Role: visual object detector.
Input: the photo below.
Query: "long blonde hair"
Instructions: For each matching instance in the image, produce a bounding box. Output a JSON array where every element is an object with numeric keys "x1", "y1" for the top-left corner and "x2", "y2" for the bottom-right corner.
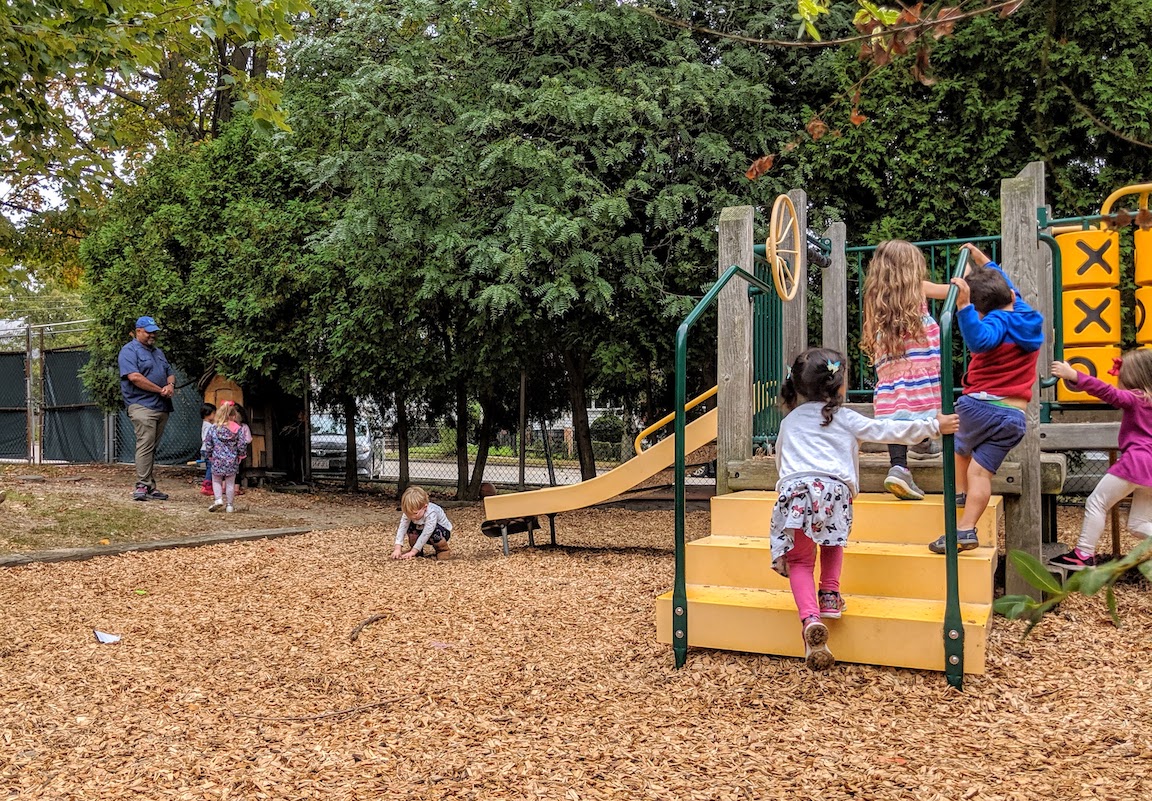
[
  {"x1": 213, "y1": 400, "x2": 239, "y2": 427},
  {"x1": 862, "y1": 240, "x2": 929, "y2": 363}
]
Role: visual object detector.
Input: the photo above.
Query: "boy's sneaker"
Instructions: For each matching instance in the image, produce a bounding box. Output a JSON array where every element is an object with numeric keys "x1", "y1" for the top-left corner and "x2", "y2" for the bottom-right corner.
[
  {"x1": 928, "y1": 528, "x2": 980, "y2": 554},
  {"x1": 146, "y1": 487, "x2": 168, "y2": 501},
  {"x1": 818, "y1": 591, "x2": 846, "y2": 619},
  {"x1": 209, "y1": 501, "x2": 224, "y2": 512},
  {"x1": 132, "y1": 484, "x2": 150, "y2": 501},
  {"x1": 1048, "y1": 549, "x2": 1096, "y2": 571},
  {"x1": 802, "y1": 616, "x2": 834, "y2": 671},
  {"x1": 200, "y1": 481, "x2": 214, "y2": 496},
  {"x1": 884, "y1": 466, "x2": 925, "y2": 501}
]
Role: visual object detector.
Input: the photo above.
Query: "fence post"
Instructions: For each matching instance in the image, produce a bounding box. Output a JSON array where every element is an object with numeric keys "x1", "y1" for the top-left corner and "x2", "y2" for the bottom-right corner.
[{"x1": 518, "y1": 369, "x2": 527, "y2": 491}]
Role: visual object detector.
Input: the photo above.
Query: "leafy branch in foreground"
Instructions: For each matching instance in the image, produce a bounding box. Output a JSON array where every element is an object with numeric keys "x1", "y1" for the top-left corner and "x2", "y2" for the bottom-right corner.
[{"x1": 994, "y1": 538, "x2": 1152, "y2": 635}]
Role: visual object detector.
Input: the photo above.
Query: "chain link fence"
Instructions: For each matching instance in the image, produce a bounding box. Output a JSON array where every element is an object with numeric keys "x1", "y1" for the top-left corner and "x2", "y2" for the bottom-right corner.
[
  {"x1": 0, "y1": 322, "x2": 203, "y2": 470},
  {"x1": 359, "y1": 413, "x2": 634, "y2": 488}
]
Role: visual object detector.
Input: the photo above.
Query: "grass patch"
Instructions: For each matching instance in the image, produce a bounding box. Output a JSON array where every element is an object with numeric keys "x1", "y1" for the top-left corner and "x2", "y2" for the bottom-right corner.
[{"x1": 1, "y1": 492, "x2": 175, "y2": 553}]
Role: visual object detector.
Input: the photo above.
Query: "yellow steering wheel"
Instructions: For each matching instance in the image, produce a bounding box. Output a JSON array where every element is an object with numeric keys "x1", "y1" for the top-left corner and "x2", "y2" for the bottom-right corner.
[{"x1": 766, "y1": 194, "x2": 801, "y2": 301}]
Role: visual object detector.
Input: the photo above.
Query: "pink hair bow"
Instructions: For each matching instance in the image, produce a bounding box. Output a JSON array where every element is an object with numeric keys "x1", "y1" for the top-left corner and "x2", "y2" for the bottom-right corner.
[{"x1": 1107, "y1": 357, "x2": 1123, "y2": 377}]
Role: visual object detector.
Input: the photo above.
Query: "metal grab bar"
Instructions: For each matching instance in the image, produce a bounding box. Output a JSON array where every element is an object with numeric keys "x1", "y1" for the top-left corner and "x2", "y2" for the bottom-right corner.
[
  {"x1": 672, "y1": 264, "x2": 777, "y2": 668},
  {"x1": 634, "y1": 386, "x2": 717, "y2": 455},
  {"x1": 938, "y1": 248, "x2": 971, "y2": 689}
]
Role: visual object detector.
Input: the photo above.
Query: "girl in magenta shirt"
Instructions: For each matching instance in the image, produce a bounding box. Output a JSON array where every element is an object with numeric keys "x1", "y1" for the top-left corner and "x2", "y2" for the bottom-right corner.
[{"x1": 1049, "y1": 349, "x2": 1152, "y2": 570}]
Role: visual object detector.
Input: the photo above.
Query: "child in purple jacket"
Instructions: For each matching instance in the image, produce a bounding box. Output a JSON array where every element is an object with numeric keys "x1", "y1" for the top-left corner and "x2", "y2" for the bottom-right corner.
[{"x1": 1049, "y1": 349, "x2": 1152, "y2": 569}]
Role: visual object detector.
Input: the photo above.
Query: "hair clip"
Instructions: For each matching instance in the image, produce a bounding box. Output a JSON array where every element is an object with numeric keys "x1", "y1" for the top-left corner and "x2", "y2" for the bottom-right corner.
[
  {"x1": 827, "y1": 360, "x2": 841, "y2": 374},
  {"x1": 786, "y1": 366, "x2": 793, "y2": 380},
  {"x1": 222, "y1": 400, "x2": 235, "y2": 407},
  {"x1": 1108, "y1": 357, "x2": 1123, "y2": 377}
]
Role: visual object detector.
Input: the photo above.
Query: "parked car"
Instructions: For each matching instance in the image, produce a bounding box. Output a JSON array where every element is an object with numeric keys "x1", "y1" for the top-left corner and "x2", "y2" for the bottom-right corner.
[{"x1": 310, "y1": 415, "x2": 371, "y2": 476}]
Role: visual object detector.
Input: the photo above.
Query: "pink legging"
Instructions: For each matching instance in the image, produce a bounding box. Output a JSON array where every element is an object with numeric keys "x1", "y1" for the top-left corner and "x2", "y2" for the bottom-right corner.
[{"x1": 784, "y1": 530, "x2": 844, "y2": 621}]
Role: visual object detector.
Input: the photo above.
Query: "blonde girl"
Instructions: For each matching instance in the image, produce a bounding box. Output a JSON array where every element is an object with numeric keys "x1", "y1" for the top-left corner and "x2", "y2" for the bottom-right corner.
[
  {"x1": 862, "y1": 240, "x2": 953, "y2": 501},
  {"x1": 1049, "y1": 350, "x2": 1152, "y2": 570},
  {"x1": 203, "y1": 400, "x2": 250, "y2": 513}
]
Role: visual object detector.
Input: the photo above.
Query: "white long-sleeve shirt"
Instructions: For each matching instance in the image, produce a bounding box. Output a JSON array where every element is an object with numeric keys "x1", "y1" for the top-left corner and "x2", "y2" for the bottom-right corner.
[
  {"x1": 395, "y1": 502, "x2": 453, "y2": 551},
  {"x1": 775, "y1": 402, "x2": 941, "y2": 496}
]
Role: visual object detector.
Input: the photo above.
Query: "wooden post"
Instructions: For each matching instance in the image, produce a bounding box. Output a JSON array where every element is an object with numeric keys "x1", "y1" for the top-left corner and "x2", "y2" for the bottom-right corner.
[
  {"x1": 1001, "y1": 161, "x2": 1048, "y2": 600},
  {"x1": 822, "y1": 221, "x2": 848, "y2": 354},
  {"x1": 716, "y1": 206, "x2": 755, "y2": 496},
  {"x1": 782, "y1": 189, "x2": 809, "y2": 367}
]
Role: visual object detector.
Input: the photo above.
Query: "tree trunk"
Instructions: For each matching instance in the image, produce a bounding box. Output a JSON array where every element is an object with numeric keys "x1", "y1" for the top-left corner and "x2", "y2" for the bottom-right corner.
[
  {"x1": 343, "y1": 393, "x2": 358, "y2": 492},
  {"x1": 467, "y1": 395, "x2": 497, "y2": 500},
  {"x1": 210, "y1": 38, "x2": 251, "y2": 136},
  {"x1": 396, "y1": 396, "x2": 410, "y2": 495},
  {"x1": 455, "y1": 376, "x2": 469, "y2": 497},
  {"x1": 563, "y1": 349, "x2": 596, "y2": 480}
]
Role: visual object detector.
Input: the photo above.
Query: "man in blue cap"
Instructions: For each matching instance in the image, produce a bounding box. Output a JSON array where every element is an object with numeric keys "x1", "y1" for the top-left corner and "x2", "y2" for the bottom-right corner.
[{"x1": 118, "y1": 316, "x2": 175, "y2": 501}]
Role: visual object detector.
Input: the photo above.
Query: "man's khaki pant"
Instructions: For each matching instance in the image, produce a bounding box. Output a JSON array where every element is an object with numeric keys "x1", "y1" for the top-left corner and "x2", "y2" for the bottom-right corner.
[{"x1": 127, "y1": 404, "x2": 169, "y2": 489}]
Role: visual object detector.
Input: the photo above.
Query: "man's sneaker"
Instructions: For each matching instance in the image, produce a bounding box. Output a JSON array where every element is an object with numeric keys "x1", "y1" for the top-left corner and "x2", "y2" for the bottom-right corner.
[
  {"x1": 1048, "y1": 549, "x2": 1096, "y2": 571},
  {"x1": 132, "y1": 484, "x2": 150, "y2": 501},
  {"x1": 818, "y1": 591, "x2": 845, "y2": 619},
  {"x1": 884, "y1": 466, "x2": 925, "y2": 501},
  {"x1": 146, "y1": 487, "x2": 168, "y2": 501},
  {"x1": 928, "y1": 528, "x2": 980, "y2": 554},
  {"x1": 209, "y1": 501, "x2": 224, "y2": 512},
  {"x1": 802, "y1": 616, "x2": 834, "y2": 671}
]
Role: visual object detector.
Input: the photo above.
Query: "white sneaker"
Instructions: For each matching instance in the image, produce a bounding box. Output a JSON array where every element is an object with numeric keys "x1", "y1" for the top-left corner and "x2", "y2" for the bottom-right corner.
[
  {"x1": 209, "y1": 501, "x2": 224, "y2": 512},
  {"x1": 225, "y1": 505, "x2": 235, "y2": 513}
]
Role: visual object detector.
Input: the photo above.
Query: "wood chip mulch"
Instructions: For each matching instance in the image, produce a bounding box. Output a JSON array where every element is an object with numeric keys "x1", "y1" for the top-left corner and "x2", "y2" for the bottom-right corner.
[{"x1": 3, "y1": 504, "x2": 1152, "y2": 800}]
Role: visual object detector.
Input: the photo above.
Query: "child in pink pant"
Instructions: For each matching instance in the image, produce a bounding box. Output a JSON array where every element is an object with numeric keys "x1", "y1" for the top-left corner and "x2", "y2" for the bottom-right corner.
[{"x1": 773, "y1": 348, "x2": 958, "y2": 670}]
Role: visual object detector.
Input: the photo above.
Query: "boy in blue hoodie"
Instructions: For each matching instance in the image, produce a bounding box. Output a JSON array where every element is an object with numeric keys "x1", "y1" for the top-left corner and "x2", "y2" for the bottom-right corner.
[{"x1": 928, "y1": 243, "x2": 1045, "y2": 554}]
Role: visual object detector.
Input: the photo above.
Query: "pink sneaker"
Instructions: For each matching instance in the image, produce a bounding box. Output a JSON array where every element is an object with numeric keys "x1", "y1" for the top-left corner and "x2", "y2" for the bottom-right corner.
[
  {"x1": 802, "y1": 616, "x2": 834, "y2": 671},
  {"x1": 818, "y1": 591, "x2": 846, "y2": 619}
]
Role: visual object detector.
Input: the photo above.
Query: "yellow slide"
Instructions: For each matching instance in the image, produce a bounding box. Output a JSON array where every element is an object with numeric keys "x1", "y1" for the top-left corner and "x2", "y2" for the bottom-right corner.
[{"x1": 483, "y1": 407, "x2": 718, "y2": 520}]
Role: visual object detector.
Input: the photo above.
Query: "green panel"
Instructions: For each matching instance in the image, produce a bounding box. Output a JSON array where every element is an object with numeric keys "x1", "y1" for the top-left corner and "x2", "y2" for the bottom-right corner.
[{"x1": 751, "y1": 256, "x2": 784, "y2": 444}]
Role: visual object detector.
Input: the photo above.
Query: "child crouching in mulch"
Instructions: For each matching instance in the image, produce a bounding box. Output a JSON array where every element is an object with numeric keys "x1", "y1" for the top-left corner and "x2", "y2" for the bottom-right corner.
[{"x1": 392, "y1": 486, "x2": 453, "y2": 560}]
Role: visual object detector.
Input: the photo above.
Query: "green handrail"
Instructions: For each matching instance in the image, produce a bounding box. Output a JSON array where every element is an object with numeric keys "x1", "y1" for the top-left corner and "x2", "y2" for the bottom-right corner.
[
  {"x1": 938, "y1": 248, "x2": 970, "y2": 689},
  {"x1": 672, "y1": 264, "x2": 777, "y2": 668}
]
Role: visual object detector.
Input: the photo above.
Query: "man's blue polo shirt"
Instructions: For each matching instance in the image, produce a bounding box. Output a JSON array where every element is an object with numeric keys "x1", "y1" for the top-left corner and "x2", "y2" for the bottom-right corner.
[{"x1": 118, "y1": 338, "x2": 174, "y2": 412}]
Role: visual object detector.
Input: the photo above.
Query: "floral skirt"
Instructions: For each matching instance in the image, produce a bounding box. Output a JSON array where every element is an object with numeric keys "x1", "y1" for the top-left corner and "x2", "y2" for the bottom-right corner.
[{"x1": 769, "y1": 476, "x2": 853, "y2": 577}]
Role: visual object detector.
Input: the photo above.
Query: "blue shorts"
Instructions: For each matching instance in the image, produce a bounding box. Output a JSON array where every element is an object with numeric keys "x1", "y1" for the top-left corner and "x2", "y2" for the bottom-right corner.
[{"x1": 954, "y1": 395, "x2": 1027, "y2": 473}]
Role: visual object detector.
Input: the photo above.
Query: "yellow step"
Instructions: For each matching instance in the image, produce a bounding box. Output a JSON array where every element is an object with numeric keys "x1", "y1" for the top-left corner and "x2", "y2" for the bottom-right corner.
[
  {"x1": 684, "y1": 536, "x2": 996, "y2": 604},
  {"x1": 710, "y1": 491, "x2": 1003, "y2": 544},
  {"x1": 655, "y1": 586, "x2": 989, "y2": 674}
]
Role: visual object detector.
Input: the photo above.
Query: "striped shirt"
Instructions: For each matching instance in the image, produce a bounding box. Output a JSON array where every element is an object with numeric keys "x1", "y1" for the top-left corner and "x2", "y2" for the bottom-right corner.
[{"x1": 873, "y1": 304, "x2": 942, "y2": 419}]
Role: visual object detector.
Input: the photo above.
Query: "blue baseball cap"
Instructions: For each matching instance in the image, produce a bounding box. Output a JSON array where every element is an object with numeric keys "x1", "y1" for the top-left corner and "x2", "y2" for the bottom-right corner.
[{"x1": 135, "y1": 316, "x2": 160, "y2": 332}]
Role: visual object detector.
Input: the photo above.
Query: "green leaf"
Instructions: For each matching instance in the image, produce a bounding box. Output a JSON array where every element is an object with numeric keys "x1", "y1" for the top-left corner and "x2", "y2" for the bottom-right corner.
[
  {"x1": 1105, "y1": 586, "x2": 1121, "y2": 628},
  {"x1": 1008, "y1": 550, "x2": 1064, "y2": 595},
  {"x1": 1075, "y1": 565, "x2": 1113, "y2": 597},
  {"x1": 1138, "y1": 560, "x2": 1152, "y2": 582},
  {"x1": 992, "y1": 595, "x2": 1036, "y2": 619}
]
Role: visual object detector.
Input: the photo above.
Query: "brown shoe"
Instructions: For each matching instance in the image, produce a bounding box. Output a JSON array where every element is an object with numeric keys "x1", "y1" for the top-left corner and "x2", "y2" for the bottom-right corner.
[{"x1": 434, "y1": 544, "x2": 453, "y2": 561}]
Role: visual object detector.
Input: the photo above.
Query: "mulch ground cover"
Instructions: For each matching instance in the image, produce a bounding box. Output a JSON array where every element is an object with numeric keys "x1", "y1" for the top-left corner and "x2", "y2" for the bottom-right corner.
[{"x1": 3, "y1": 504, "x2": 1151, "y2": 800}]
